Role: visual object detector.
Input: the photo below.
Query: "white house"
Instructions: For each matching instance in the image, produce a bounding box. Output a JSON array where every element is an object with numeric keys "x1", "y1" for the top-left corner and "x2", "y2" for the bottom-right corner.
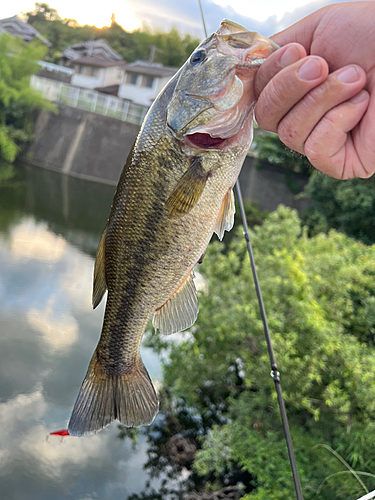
[
  {"x1": 70, "y1": 57, "x2": 126, "y2": 91},
  {"x1": 118, "y1": 61, "x2": 178, "y2": 106},
  {"x1": 0, "y1": 15, "x2": 51, "y2": 46},
  {"x1": 61, "y1": 39, "x2": 125, "y2": 92}
]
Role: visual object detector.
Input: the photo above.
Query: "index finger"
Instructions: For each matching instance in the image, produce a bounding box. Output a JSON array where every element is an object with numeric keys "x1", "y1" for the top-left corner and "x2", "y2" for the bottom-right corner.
[{"x1": 255, "y1": 43, "x2": 307, "y2": 98}]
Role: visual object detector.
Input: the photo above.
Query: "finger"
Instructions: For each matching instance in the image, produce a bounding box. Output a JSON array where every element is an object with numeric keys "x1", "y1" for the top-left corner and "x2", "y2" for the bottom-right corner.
[
  {"x1": 254, "y1": 43, "x2": 307, "y2": 97},
  {"x1": 303, "y1": 90, "x2": 370, "y2": 179},
  {"x1": 255, "y1": 56, "x2": 329, "y2": 132},
  {"x1": 277, "y1": 64, "x2": 367, "y2": 154}
]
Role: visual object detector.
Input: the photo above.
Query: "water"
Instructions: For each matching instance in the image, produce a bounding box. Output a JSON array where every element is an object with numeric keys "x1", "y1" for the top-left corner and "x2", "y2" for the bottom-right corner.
[{"x1": 0, "y1": 163, "x2": 164, "y2": 500}]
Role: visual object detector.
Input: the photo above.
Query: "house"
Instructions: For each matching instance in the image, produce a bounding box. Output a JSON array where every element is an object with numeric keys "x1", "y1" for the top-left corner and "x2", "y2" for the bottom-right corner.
[
  {"x1": 0, "y1": 15, "x2": 51, "y2": 46},
  {"x1": 61, "y1": 39, "x2": 125, "y2": 92},
  {"x1": 118, "y1": 61, "x2": 178, "y2": 106},
  {"x1": 61, "y1": 39, "x2": 123, "y2": 66}
]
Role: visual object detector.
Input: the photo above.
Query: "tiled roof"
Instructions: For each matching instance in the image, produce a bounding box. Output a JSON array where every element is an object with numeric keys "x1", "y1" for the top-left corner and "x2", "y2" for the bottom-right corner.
[
  {"x1": 62, "y1": 39, "x2": 123, "y2": 63},
  {"x1": 73, "y1": 57, "x2": 126, "y2": 68},
  {"x1": 0, "y1": 15, "x2": 51, "y2": 46},
  {"x1": 125, "y1": 61, "x2": 178, "y2": 78}
]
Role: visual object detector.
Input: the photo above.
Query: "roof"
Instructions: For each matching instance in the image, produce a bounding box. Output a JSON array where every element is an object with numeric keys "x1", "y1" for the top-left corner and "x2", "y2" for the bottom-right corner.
[
  {"x1": 61, "y1": 39, "x2": 123, "y2": 63},
  {"x1": 0, "y1": 15, "x2": 51, "y2": 46},
  {"x1": 73, "y1": 57, "x2": 126, "y2": 68},
  {"x1": 125, "y1": 61, "x2": 177, "y2": 78},
  {"x1": 95, "y1": 84, "x2": 120, "y2": 95}
]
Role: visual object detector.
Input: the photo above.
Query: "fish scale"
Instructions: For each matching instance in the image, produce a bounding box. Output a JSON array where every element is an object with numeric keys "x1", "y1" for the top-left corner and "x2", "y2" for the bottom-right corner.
[{"x1": 67, "y1": 19, "x2": 278, "y2": 436}]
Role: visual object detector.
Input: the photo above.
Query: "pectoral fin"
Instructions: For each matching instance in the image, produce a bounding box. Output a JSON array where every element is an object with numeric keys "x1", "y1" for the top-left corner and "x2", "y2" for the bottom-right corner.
[
  {"x1": 92, "y1": 225, "x2": 107, "y2": 309},
  {"x1": 166, "y1": 157, "x2": 209, "y2": 217},
  {"x1": 153, "y1": 272, "x2": 198, "y2": 335},
  {"x1": 214, "y1": 188, "x2": 235, "y2": 240}
]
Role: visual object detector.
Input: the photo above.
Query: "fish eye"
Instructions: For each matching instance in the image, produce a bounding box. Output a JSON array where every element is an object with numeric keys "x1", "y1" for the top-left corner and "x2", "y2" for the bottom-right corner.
[{"x1": 190, "y1": 49, "x2": 207, "y2": 65}]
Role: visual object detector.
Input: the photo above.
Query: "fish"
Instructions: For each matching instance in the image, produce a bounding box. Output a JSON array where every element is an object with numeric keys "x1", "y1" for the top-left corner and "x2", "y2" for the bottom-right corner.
[{"x1": 67, "y1": 20, "x2": 278, "y2": 436}]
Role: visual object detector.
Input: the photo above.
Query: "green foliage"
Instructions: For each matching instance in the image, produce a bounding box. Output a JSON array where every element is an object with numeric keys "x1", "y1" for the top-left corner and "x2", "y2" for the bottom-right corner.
[
  {"x1": 152, "y1": 206, "x2": 375, "y2": 499},
  {"x1": 24, "y1": 3, "x2": 201, "y2": 67},
  {"x1": 252, "y1": 131, "x2": 312, "y2": 175},
  {"x1": 302, "y1": 172, "x2": 375, "y2": 245},
  {"x1": 0, "y1": 34, "x2": 54, "y2": 163}
]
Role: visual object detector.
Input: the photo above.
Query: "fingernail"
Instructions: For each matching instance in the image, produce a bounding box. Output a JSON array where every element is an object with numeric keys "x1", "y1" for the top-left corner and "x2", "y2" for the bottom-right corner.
[
  {"x1": 349, "y1": 91, "x2": 368, "y2": 104},
  {"x1": 337, "y1": 66, "x2": 360, "y2": 83},
  {"x1": 280, "y1": 46, "x2": 300, "y2": 68},
  {"x1": 297, "y1": 58, "x2": 323, "y2": 81}
]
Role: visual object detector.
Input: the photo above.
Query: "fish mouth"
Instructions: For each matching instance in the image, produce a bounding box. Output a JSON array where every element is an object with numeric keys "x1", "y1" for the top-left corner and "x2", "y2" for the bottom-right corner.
[
  {"x1": 184, "y1": 74, "x2": 255, "y2": 150},
  {"x1": 186, "y1": 133, "x2": 227, "y2": 149}
]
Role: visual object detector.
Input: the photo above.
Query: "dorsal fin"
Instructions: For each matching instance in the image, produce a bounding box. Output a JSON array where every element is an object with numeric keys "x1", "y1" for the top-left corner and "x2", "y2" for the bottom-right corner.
[
  {"x1": 152, "y1": 272, "x2": 198, "y2": 335},
  {"x1": 92, "y1": 225, "x2": 107, "y2": 309},
  {"x1": 214, "y1": 188, "x2": 235, "y2": 240}
]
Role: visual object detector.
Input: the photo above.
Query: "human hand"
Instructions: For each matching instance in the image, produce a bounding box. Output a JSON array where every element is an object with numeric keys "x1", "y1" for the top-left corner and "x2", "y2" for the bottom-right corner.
[{"x1": 254, "y1": 1, "x2": 374, "y2": 179}]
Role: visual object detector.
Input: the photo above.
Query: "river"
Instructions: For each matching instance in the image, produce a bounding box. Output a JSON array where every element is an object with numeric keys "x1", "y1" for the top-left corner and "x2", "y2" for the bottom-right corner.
[{"x1": 0, "y1": 162, "x2": 166, "y2": 500}]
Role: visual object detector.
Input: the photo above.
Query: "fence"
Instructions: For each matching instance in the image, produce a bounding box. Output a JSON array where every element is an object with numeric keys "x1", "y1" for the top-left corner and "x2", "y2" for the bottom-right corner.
[{"x1": 30, "y1": 75, "x2": 149, "y2": 126}]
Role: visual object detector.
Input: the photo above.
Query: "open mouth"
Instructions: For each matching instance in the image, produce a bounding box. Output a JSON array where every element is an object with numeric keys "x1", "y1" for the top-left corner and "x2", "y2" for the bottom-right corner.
[
  {"x1": 184, "y1": 73, "x2": 255, "y2": 151},
  {"x1": 186, "y1": 133, "x2": 227, "y2": 149}
]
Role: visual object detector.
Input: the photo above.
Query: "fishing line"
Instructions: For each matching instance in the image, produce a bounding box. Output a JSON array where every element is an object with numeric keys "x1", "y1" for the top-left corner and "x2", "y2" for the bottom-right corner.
[{"x1": 197, "y1": 2, "x2": 304, "y2": 499}]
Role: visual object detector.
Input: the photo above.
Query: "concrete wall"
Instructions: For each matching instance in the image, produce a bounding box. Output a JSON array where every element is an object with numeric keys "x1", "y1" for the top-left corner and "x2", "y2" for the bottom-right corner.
[
  {"x1": 23, "y1": 104, "x2": 140, "y2": 183},
  {"x1": 23, "y1": 104, "x2": 310, "y2": 211}
]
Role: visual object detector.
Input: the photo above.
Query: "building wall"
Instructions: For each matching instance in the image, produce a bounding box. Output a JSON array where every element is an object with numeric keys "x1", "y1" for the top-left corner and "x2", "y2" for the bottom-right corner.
[
  {"x1": 102, "y1": 66, "x2": 124, "y2": 87},
  {"x1": 118, "y1": 75, "x2": 173, "y2": 105},
  {"x1": 71, "y1": 71, "x2": 104, "y2": 89}
]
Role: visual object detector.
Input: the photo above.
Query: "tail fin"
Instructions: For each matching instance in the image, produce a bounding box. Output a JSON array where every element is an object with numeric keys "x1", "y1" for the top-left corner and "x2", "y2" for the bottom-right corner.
[{"x1": 68, "y1": 351, "x2": 159, "y2": 436}]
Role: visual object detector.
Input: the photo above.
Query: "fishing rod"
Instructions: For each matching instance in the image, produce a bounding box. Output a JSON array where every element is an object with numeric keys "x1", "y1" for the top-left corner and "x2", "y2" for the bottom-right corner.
[{"x1": 197, "y1": 2, "x2": 304, "y2": 499}]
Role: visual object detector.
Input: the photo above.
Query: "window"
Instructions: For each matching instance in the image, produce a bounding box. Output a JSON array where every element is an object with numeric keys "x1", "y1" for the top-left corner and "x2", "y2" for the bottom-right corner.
[
  {"x1": 140, "y1": 76, "x2": 155, "y2": 88},
  {"x1": 91, "y1": 67, "x2": 100, "y2": 77},
  {"x1": 145, "y1": 77, "x2": 154, "y2": 88},
  {"x1": 126, "y1": 73, "x2": 138, "y2": 85}
]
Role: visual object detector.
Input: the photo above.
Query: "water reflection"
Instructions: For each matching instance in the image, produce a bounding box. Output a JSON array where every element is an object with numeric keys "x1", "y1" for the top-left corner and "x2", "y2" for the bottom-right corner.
[{"x1": 0, "y1": 163, "x2": 164, "y2": 500}]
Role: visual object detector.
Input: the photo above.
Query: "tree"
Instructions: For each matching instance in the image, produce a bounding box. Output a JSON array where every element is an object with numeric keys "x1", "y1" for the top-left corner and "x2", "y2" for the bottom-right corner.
[
  {"x1": 302, "y1": 172, "x2": 375, "y2": 245},
  {"x1": 145, "y1": 206, "x2": 375, "y2": 499},
  {"x1": 251, "y1": 130, "x2": 375, "y2": 245},
  {"x1": 25, "y1": 2, "x2": 61, "y2": 24},
  {"x1": 23, "y1": 4, "x2": 201, "y2": 67},
  {"x1": 252, "y1": 130, "x2": 312, "y2": 175},
  {"x1": 0, "y1": 34, "x2": 54, "y2": 163}
]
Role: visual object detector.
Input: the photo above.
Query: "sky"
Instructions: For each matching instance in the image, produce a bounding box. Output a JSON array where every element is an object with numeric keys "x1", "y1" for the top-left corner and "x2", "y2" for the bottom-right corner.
[{"x1": 0, "y1": 0, "x2": 367, "y2": 38}]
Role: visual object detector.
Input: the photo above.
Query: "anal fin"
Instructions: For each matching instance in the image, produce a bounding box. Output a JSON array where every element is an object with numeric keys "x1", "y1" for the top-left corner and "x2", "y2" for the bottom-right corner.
[
  {"x1": 92, "y1": 225, "x2": 107, "y2": 309},
  {"x1": 214, "y1": 188, "x2": 235, "y2": 240},
  {"x1": 153, "y1": 272, "x2": 198, "y2": 335}
]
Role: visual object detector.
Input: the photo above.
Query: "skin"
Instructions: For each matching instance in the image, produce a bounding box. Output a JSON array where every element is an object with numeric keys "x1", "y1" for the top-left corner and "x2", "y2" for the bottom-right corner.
[{"x1": 253, "y1": 1, "x2": 375, "y2": 179}]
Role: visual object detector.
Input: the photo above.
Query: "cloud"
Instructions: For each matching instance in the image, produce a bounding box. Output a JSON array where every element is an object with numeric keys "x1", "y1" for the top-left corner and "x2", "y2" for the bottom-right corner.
[
  {"x1": 10, "y1": 218, "x2": 66, "y2": 262},
  {"x1": 0, "y1": 387, "x2": 166, "y2": 500},
  {"x1": 27, "y1": 296, "x2": 79, "y2": 353},
  {"x1": 60, "y1": 248, "x2": 95, "y2": 312}
]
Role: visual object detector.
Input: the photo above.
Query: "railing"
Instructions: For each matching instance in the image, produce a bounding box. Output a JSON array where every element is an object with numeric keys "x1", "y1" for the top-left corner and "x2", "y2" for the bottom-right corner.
[
  {"x1": 37, "y1": 61, "x2": 74, "y2": 75},
  {"x1": 30, "y1": 75, "x2": 149, "y2": 126}
]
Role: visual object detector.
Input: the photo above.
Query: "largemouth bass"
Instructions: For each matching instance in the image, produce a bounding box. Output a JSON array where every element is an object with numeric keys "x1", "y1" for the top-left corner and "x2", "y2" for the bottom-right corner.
[{"x1": 68, "y1": 20, "x2": 277, "y2": 436}]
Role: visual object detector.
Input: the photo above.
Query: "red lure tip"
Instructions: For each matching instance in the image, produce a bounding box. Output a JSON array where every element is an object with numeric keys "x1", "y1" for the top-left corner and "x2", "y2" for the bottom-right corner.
[{"x1": 50, "y1": 429, "x2": 70, "y2": 436}]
